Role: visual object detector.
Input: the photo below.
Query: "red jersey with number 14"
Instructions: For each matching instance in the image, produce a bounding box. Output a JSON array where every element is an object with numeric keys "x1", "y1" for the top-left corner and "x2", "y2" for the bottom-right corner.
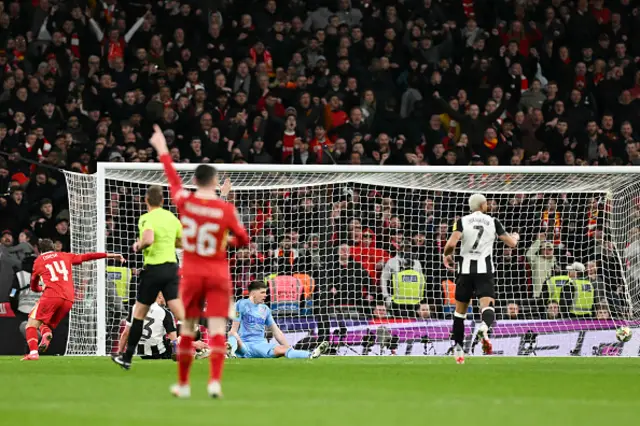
[
  {"x1": 30, "y1": 252, "x2": 108, "y2": 302},
  {"x1": 159, "y1": 154, "x2": 250, "y2": 270}
]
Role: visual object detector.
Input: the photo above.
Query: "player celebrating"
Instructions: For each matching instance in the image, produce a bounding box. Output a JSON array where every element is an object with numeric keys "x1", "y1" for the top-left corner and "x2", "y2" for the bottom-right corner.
[
  {"x1": 23, "y1": 239, "x2": 125, "y2": 360},
  {"x1": 227, "y1": 281, "x2": 329, "y2": 359},
  {"x1": 112, "y1": 184, "x2": 185, "y2": 370},
  {"x1": 149, "y1": 124, "x2": 250, "y2": 399},
  {"x1": 443, "y1": 194, "x2": 519, "y2": 364}
]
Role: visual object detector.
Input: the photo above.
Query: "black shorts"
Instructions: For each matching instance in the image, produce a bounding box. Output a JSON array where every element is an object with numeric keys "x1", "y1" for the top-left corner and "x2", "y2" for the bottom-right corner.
[
  {"x1": 455, "y1": 273, "x2": 495, "y2": 303},
  {"x1": 137, "y1": 263, "x2": 179, "y2": 306}
]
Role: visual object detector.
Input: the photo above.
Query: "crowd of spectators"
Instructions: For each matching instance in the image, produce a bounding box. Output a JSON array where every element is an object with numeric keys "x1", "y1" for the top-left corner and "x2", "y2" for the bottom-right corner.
[{"x1": 1, "y1": 0, "x2": 639, "y2": 324}]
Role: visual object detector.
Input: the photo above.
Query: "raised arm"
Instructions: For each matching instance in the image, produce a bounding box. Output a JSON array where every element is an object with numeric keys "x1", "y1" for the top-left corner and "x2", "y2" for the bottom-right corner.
[
  {"x1": 87, "y1": 17, "x2": 105, "y2": 41},
  {"x1": 435, "y1": 96, "x2": 466, "y2": 121},
  {"x1": 526, "y1": 236, "x2": 542, "y2": 261},
  {"x1": 149, "y1": 125, "x2": 188, "y2": 209},
  {"x1": 124, "y1": 14, "x2": 147, "y2": 43}
]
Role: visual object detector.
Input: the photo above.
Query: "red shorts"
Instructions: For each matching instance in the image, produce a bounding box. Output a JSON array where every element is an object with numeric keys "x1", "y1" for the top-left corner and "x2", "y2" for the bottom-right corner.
[
  {"x1": 180, "y1": 271, "x2": 231, "y2": 319},
  {"x1": 29, "y1": 297, "x2": 73, "y2": 329}
]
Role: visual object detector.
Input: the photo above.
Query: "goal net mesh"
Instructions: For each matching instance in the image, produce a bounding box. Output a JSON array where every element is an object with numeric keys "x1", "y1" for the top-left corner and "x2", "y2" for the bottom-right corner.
[{"x1": 64, "y1": 167, "x2": 640, "y2": 356}]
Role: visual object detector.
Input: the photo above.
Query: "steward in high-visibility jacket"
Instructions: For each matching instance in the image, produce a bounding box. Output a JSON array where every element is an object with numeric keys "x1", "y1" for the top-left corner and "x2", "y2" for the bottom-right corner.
[
  {"x1": 561, "y1": 262, "x2": 595, "y2": 318},
  {"x1": 381, "y1": 253, "x2": 425, "y2": 309}
]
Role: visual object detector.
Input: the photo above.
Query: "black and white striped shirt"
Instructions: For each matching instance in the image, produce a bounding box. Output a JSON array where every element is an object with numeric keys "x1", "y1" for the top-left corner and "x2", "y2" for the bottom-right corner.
[
  {"x1": 129, "y1": 303, "x2": 176, "y2": 357},
  {"x1": 453, "y1": 212, "x2": 506, "y2": 275}
]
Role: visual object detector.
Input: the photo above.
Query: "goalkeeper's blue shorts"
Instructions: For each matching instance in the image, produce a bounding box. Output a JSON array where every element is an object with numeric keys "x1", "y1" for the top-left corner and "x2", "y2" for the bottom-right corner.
[{"x1": 237, "y1": 341, "x2": 278, "y2": 358}]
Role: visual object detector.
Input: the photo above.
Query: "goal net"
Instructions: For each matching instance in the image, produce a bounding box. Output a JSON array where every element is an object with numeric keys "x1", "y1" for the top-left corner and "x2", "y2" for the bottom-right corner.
[{"x1": 64, "y1": 165, "x2": 640, "y2": 356}]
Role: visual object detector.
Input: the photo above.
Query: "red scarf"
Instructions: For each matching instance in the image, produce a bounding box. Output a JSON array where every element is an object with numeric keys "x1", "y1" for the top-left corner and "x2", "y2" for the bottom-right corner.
[
  {"x1": 309, "y1": 137, "x2": 334, "y2": 163},
  {"x1": 541, "y1": 211, "x2": 562, "y2": 244},
  {"x1": 520, "y1": 75, "x2": 528, "y2": 92},
  {"x1": 484, "y1": 137, "x2": 498, "y2": 149},
  {"x1": 282, "y1": 130, "x2": 296, "y2": 161},
  {"x1": 104, "y1": 37, "x2": 125, "y2": 61},
  {"x1": 463, "y1": 0, "x2": 475, "y2": 18},
  {"x1": 69, "y1": 33, "x2": 80, "y2": 59},
  {"x1": 587, "y1": 208, "x2": 599, "y2": 238},
  {"x1": 249, "y1": 48, "x2": 273, "y2": 76}
]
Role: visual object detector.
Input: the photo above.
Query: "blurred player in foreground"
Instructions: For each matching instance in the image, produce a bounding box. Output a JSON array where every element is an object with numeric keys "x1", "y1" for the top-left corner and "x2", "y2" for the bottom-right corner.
[
  {"x1": 23, "y1": 239, "x2": 125, "y2": 360},
  {"x1": 227, "y1": 281, "x2": 328, "y2": 359},
  {"x1": 443, "y1": 194, "x2": 519, "y2": 364},
  {"x1": 149, "y1": 124, "x2": 250, "y2": 399}
]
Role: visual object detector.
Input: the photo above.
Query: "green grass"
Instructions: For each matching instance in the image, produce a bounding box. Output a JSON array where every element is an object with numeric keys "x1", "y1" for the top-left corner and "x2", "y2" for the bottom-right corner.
[{"x1": 1, "y1": 357, "x2": 640, "y2": 426}]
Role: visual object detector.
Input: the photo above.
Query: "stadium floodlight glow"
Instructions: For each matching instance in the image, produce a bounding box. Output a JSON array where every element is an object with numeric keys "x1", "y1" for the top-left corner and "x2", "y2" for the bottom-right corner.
[{"x1": 63, "y1": 164, "x2": 640, "y2": 356}]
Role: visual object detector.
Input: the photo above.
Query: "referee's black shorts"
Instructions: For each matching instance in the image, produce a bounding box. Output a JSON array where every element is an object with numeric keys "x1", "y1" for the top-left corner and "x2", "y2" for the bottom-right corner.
[
  {"x1": 137, "y1": 262, "x2": 179, "y2": 306},
  {"x1": 455, "y1": 273, "x2": 495, "y2": 303}
]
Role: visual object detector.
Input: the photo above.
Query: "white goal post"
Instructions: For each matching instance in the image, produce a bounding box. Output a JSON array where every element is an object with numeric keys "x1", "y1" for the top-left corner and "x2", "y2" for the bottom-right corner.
[{"x1": 63, "y1": 164, "x2": 640, "y2": 357}]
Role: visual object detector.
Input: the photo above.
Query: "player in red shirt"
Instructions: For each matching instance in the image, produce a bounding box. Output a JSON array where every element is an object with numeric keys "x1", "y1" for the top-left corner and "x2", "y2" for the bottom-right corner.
[
  {"x1": 22, "y1": 239, "x2": 125, "y2": 360},
  {"x1": 149, "y1": 125, "x2": 250, "y2": 399}
]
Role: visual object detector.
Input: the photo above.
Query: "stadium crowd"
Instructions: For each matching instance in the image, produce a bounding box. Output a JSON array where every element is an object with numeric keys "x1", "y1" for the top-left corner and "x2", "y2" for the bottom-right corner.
[{"x1": 1, "y1": 0, "x2": 639, "y2": 331}]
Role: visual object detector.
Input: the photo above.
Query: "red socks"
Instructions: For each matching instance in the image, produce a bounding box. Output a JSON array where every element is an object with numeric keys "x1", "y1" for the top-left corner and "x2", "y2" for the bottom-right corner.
[
  {"x1": 209, "y1": 334, "x2": 226, "y2": 382},
  {"x1": 177, "y1": 335, "x2": 194, "y2": 386},
  {"x1": 26, "y1": 327, "x2": 38, "y2": 352},
  {"x1": 176, "y1": 334, "x2": 226, "y2": 386},
  {"x1": 40, "y1": 324, "x2": 52, "y2": 337}
]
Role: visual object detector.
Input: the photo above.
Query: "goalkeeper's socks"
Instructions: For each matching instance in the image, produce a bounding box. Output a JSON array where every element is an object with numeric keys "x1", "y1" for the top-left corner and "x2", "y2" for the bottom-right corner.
[
  {"x1": 285, "y1": 348, "x2": 311, "y2": 359},
  {"x1": 208, "y1": 334, "x2": 225, "y2": 382},
  {"x1": 124, "y1": 318, "x2": 144, "y2": 362},
  {"x1": 452, "y1": 311, "x2": 466, "y2": 347},
  {"x1": 25, "y1": 326, "x2": 39, "y2": 353},
  {"x1": 177, "y1": 335, "x2": 195, "y2": 386},
  {"x1": 481, "y1": 306, "x2": 496, "y2": 329}
]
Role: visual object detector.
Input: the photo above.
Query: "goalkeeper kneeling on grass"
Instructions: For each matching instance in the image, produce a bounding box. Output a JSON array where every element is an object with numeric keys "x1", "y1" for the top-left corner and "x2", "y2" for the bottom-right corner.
[{"x1": 227, "y1": 281, "x2": 328, "y2": 359}]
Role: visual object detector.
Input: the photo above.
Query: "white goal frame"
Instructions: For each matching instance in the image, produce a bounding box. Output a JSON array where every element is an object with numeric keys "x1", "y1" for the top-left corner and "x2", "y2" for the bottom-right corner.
[{"x1": 87, "y1": 163, "x2": 640, "y2": 356}]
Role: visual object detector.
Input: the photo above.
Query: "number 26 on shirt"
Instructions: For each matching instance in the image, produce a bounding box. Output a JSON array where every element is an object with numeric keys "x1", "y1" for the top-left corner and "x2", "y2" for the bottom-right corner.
[{"x1": 181, "y1": 216, "x2": 219, "y2": 256}]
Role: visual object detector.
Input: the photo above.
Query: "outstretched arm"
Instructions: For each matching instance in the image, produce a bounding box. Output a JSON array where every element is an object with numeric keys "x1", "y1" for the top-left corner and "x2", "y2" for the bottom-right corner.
[{"x1": 71, "y1": 252, "x2": 126, "y2": 264}]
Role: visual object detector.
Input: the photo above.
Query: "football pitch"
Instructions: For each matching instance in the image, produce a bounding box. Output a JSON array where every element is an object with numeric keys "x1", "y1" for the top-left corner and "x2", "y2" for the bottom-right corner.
[{"x1": 1, "y1": 357, "x2": 639, "y2": 426}]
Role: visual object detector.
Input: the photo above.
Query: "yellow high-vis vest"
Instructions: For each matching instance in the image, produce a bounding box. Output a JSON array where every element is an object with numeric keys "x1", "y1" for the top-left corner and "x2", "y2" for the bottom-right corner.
[{"x1": 391, "y1": 270, "x2": 424, "y2": 305}]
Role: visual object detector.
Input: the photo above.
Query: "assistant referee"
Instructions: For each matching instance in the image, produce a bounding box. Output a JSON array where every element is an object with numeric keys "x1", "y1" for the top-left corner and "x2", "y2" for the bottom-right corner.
[{"x1": 112, "y1": 185, "x2": 185, "y2": 370}]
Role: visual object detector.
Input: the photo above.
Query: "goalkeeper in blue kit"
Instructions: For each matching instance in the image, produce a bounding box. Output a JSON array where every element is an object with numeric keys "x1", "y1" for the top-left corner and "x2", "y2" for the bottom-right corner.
[{"x1": 227, "y1": 281, "x2": 328, "y2": 359}]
